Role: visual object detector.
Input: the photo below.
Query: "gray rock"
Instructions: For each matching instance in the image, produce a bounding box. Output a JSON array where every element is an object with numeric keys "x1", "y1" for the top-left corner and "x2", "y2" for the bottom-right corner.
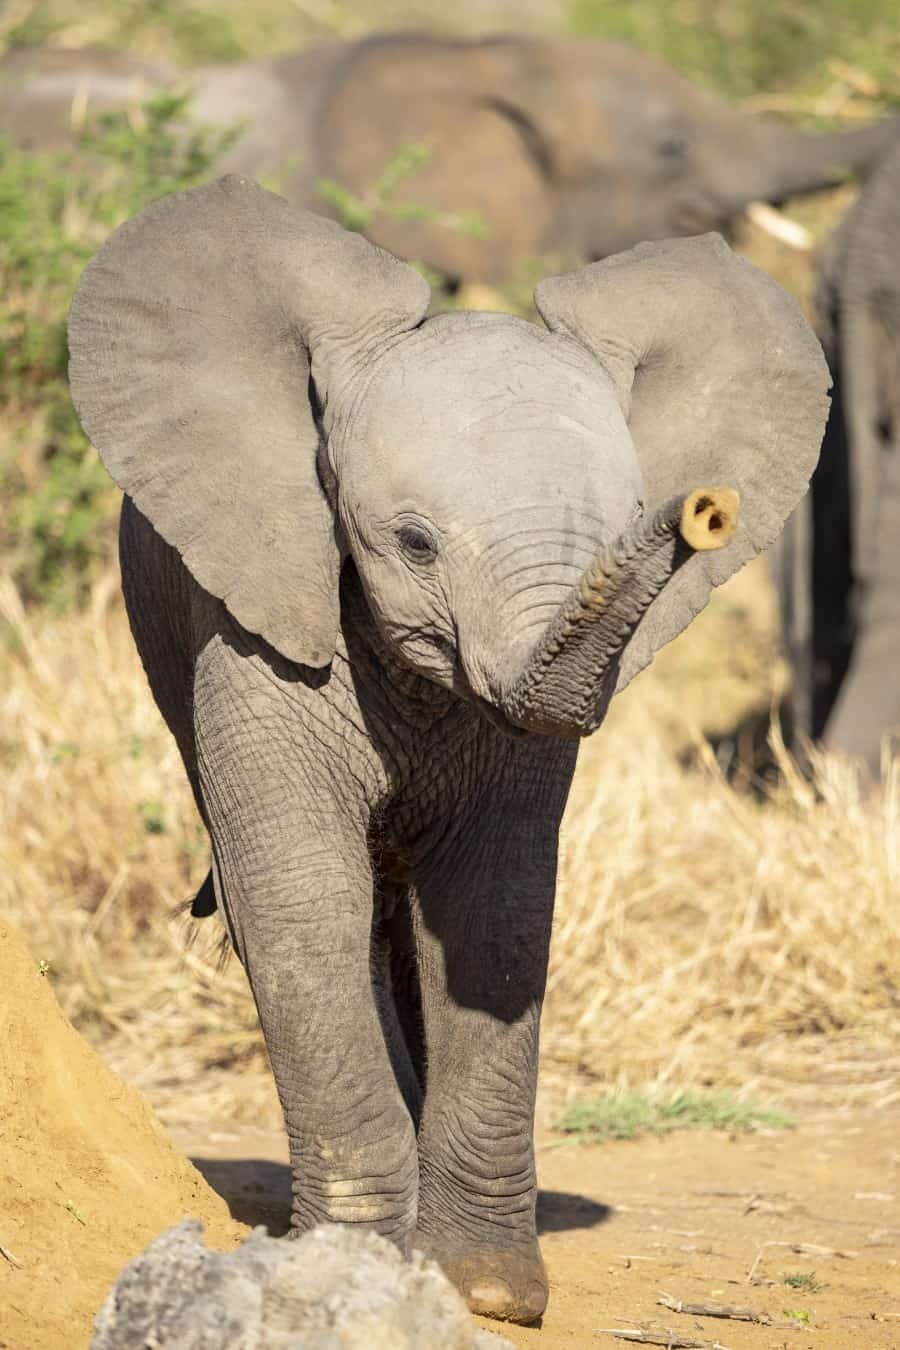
[{"x1": 92, "y1": 1220, "x2": 514, "y2": 1349}]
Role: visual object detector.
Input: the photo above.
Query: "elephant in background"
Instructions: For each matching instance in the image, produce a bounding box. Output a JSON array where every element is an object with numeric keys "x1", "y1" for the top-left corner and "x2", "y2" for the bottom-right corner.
[
  {"x1": 4, "y1": 34, "x2": 899, "y2": 282},
  {"x1": 779, "y1": 136, "x2": 900, "y2": 778},
  {"x1": 306, "y1": 34, "x2": 899, "y2": 282},
  {"x1": 67, "y1": 177, "x2": 829, "y2": 1322}
]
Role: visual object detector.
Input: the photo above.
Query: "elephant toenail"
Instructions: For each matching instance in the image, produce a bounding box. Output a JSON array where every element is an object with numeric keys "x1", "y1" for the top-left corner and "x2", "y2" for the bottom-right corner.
[{"x1": 467, "y1": 1276, "x2": 515, "y2": 1317}]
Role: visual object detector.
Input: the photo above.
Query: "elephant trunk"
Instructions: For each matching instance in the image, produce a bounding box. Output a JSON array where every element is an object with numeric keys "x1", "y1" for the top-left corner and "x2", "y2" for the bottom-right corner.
[
  {"x1": 757, "y1": 115, "x2": 900, "y2": 202},
  {"x1": 500, "y1": 488, "x2": 739, "y2": 738}
]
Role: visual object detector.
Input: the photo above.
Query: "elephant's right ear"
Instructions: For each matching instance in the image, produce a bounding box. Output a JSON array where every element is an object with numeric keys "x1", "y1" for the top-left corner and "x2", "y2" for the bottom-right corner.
[
  {"x1": 68, "y1": 175, "x2": 430, "y2": 667},
  {"x1": 534, "y1": 234, "x2": 831, "y2": 695}
]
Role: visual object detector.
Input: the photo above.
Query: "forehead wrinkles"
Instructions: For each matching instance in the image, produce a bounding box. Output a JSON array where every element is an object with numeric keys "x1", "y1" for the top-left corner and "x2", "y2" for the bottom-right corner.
[{"x1": 359, "y1": 315, "x2": 615, "y2": 447}]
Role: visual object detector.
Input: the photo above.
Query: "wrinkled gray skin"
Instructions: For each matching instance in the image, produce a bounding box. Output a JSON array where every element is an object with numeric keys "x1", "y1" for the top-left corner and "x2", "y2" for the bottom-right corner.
[
  {"x1": 4, "y1": 35, "x2": 899, "y2": 282},
  {"x1": 778, "y1": 138, "x2": 900, "y2": 779},
  {"x1": 67, "y1": 178, "x2": 829, "y2": 1323},
  {"x1": 92, "y1": 1220, "x2": 513, "y2": 1349}
]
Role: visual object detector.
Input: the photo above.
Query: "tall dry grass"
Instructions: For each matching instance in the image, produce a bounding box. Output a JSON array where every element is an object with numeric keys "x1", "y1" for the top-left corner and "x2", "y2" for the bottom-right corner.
[
  {"x1": 2, "y1": 557, "x2": 898, "y2": 1127},
  {"x1": 549, "y1": 692, "x2": 900, "y2": 1109}
]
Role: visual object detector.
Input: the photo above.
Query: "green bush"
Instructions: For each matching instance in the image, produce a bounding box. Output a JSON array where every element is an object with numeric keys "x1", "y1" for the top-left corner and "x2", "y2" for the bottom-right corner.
[
  {"x1": 0, "y1": 94, "x2": 237, "y2": 607},
  {"x1": 318, "y1": 142, "x2": 488, "y2": 242},
  {"x1": 3, "y1": 1, "x2": 247, "y2": 63}
]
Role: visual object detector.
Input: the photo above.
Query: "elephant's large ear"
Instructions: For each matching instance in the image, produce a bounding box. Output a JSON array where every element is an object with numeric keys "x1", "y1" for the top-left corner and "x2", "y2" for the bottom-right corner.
[
  {"x1": 68, "y1": 175, "x2": 430, "y2": 667},
  {"x1": 535, "y1": 233, "x2": 830, "y2": 693}
]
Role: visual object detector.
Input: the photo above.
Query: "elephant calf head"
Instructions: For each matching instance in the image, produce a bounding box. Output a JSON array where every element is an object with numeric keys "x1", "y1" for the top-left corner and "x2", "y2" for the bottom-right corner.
[{"x1": 68, "y1": 176, "x2": 829, "y2": 738}]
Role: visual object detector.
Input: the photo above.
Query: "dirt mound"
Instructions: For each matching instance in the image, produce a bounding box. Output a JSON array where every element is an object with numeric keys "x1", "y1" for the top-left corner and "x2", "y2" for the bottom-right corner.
[{"x1": 0, "y1": 922, "x2": 245, "y2": 1350}]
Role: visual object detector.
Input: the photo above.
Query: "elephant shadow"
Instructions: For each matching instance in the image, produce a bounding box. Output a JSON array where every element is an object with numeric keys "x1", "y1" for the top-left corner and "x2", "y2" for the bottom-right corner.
[
  {"x1": 190, "y1": 1156, "x2": 611, "y2": 1238},
  {"x1": 191, "y1": 1156, "x2": 294, "y2": 1235}
]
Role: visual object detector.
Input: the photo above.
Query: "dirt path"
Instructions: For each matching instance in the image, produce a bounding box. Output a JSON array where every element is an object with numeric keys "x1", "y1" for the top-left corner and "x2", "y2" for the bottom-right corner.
[{"x1": 174, "y1": 1112, "x2": 900, "y2": 1350}]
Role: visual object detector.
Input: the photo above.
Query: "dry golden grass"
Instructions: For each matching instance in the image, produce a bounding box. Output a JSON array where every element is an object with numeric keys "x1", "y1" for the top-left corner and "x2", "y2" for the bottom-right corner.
[
  {"x1": 0, "y1": 572, "x2": 280, "y2": 1126},
  {"x1": 1, "y1": 555, "x2": 898, "y2": 1129},
  {"x1": 1, "y1": 107, "x2": 896, "y2": 1127},
  {"x1": 550, "y1": 648, "x2": 900, "y2": 1110}
]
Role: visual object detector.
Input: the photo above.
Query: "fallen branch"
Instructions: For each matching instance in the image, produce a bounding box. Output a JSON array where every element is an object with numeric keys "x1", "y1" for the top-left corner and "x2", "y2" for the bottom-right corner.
[
  {"x1": 658, "y1": 1292, "x2": 769, "y2": 1324},
  {"x1": 791, "y1": 1242, "x2": 858, "y2": 1259},
  {"x1": 599, "y1": 1331, "x2": 731, "y2": 1349},
  {"x1": 0, "y1": 1241, "x2": 22, "y2": 1268}
]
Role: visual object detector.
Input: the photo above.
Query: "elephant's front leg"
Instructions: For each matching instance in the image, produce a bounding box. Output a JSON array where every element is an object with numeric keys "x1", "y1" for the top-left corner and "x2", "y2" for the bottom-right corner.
[
  {"x1": 212, "y1": 805, "x2": 418, "y2": 1240},
  {"x1": 196, "y1": 691, "x2": 417, "y2": 1240},
  {"x1": 409, "y1": 741, "x2": 577, "y2": 1323}
]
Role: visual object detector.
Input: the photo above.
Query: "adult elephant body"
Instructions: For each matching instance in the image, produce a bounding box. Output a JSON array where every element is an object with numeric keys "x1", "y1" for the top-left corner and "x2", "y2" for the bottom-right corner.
[
  {"x1": 0, "y1": 42, "x2": 345, "y2": 183},
  {"x1": 4, "y1": 35, "x2": 898, "y2": 281},
  {"x1": 68, "y1": 179, "x2": 828, "y2": 1322},
  {"x1": 779, "y1": 138, "x2": 900, "y2": 776},
  {"x1": 311, "y1": 34, "x2": 900, "y2": 281}
]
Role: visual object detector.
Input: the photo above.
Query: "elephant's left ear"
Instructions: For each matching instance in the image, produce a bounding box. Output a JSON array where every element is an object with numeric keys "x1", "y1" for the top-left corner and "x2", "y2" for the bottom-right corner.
[
  {"x1": 535, "y1": 232, "x2": 831, "y2": 693},
  {"x1": 67, "y1": 176, "x2": 430, "y2": 669}
]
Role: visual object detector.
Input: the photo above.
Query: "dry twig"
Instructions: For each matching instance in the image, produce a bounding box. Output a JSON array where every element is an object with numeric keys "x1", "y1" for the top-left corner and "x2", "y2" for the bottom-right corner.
[
  {"x1": 599, "y1": 1330, "x2": 731, "y2": 1349},
  {"x1": 657, "y1": 1293, "x2": 769, "y2": 1324}
]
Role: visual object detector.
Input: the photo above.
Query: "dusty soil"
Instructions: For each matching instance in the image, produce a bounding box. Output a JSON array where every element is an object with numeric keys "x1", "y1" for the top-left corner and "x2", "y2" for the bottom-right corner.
[
  {"x1": 0, "y1": 923, "x2": 244, "y2": 1350},
  {"x1": 2, "y1": 916, "x2": 898, "y2": 1348},
  {"x1": 175, "y1": 1113, "x2": 900, "y2": 1350}
]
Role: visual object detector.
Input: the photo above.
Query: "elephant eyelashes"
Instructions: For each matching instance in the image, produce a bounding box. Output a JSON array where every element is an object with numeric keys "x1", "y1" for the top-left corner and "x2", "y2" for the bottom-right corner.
[{"x1": 396, "y1": 525, "x2": 437, "y2": 562}]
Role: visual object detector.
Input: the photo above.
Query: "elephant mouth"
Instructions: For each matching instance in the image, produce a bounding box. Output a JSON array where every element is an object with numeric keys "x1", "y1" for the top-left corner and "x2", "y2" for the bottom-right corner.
[{"x1": 473, "y1": 695, "x2": 532, "y2": 739}]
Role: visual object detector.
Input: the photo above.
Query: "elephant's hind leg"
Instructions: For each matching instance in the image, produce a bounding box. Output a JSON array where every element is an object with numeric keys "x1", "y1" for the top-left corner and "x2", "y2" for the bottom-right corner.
[{"x1": 374, "y1": 878, "x2": 424, "y2": 1125}]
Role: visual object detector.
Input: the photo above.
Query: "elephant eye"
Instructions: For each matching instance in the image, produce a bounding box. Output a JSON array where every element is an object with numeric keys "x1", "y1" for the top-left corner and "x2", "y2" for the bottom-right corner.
[
  {"x1": 396, "y1": 524, "x2": 437, "y2": 562},
  {"x1": 657, "y1": 135, "x2": 688, "y2": 160}
]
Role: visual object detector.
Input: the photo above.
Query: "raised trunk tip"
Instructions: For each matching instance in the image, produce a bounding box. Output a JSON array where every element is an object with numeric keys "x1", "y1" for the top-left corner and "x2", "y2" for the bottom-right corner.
[
  {"x1": 679, "y1": 486, "x2": 740, "y2": 551},
  {"x1": 497, "y1": 484, "x2": 741, "y2": 740}
]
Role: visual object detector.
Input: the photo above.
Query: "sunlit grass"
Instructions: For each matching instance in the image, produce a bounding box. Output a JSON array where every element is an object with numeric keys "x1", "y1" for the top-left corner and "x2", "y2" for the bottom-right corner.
[
  {"x1": 1, "y1": 561, "x2": 898, "y2": 1128},
  {"x1": 556, "y1": 1091, "x2": 794, "y2": 1142}
]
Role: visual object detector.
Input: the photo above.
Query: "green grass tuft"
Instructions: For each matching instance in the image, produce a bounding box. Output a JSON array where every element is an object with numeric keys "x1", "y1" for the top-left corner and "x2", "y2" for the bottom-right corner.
[
  {"x1": 783, "y1": 1272, "x2": 823, "y2": 1291},
  {"x1": 557, "y1": 1090, "x2": 794, "y2": 1142}
]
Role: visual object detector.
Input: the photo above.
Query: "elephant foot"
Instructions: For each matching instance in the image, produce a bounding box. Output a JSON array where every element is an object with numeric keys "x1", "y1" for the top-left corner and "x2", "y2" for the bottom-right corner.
[{"x1": 413, "y1": 1234, "x2": 548, "y2": 1323}]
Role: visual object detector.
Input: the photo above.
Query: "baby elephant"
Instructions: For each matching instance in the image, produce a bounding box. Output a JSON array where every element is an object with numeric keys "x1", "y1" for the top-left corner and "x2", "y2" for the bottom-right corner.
[{"x1": 67, "y1": 178, "x2": 828, "y2": 1323}]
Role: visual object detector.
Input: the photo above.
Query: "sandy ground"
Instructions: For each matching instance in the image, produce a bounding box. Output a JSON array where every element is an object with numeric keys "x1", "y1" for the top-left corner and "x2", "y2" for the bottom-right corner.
[
  {"x1": 174, "y1": 1111, "x2": 900, "y2": 1350},
  {"x1": 0, "y1": 923, "x2": 244, "y2": 1350},
  {"x1": 4, "y1": 920, "x2": 898, "y2": 1348}
]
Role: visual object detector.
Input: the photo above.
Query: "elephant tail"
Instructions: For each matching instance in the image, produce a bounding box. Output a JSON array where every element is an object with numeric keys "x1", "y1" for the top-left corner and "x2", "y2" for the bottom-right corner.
[{"x1": 189, "y1": 869, "x2": 218, "y2": 919}]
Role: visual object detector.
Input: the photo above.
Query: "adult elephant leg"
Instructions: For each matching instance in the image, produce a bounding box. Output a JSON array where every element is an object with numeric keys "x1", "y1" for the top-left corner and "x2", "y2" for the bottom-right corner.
[
  {"x1": 825, "y1": 597, "x2": 900, "y2": 777},
  {"x1": 409, "y1": 733, "x2": 578, "y2": 1324},
  {"x1": 194, "y1": 631, "x2": 418, "y2": 1243},
  {"x1": 824, "y1": 294, "x2": 900, "y2": 776},
  {"x1": 823, "y1": 440, "x2": 900, "y2": 777},
  {"x1": 810, "y1": 377, "x2": 854, "y2": 739}
]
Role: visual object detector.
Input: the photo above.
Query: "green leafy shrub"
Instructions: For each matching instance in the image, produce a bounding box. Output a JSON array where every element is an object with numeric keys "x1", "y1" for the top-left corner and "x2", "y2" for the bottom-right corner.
[
  {"x1": 0, "y1": 94, "x2": 238, "y2": 606},
  {"x1": 2, "y1": 1, "x2": 247, "y2": 63},
  {"x1": 319, "y1": 142, "x2": 488, "y2": 241}
]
